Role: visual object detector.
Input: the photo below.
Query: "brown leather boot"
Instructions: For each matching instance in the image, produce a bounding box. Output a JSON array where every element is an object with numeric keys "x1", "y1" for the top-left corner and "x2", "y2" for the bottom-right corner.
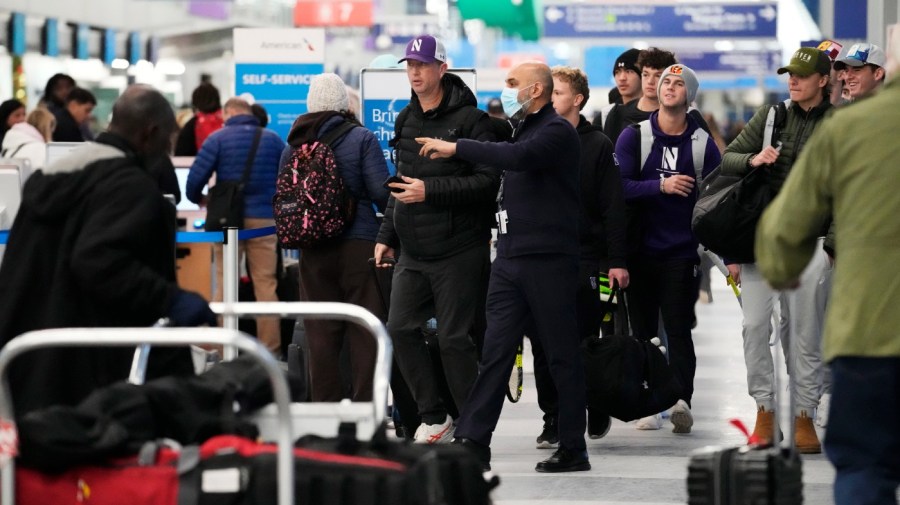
[
  {"x1": 794, "y1": 410, "x2": 822, "y2": 454},
  {"x1": 751, "y1": 405, "x2": 775, "y2": 444}
]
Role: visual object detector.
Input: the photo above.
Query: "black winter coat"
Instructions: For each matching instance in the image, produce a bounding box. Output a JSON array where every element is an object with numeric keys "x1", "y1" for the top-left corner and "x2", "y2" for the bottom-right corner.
[
  {"x1": 575, "y1": 117, "x2": 627, "y2": 268},
  {"x1": 0, "y1": 133, "x2": 193, "y2": 417},
  {"x1": 377, "y1": 73, "x2": 501, "y2": 260}
]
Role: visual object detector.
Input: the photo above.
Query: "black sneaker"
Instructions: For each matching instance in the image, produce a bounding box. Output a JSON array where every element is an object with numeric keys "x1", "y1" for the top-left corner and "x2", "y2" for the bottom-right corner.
[
  {"x1": 536, "y1": 425, "x2": 559, "y2": 449},
  {"x1": 587, "y1": 410, "x2": 612, "y2": 440}
]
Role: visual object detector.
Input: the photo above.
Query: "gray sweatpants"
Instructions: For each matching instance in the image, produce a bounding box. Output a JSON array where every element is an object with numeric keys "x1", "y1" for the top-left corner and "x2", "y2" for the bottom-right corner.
[{"x1": 740, "y1": 239, "x2": 831, "y2": 415}]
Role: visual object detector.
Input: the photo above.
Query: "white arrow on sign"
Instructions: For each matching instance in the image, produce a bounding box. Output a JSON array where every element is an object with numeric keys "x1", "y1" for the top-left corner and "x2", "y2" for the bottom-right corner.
[
  {"x1": 758, "y1": 5, "x2": 776, "y2": 22},
  {"x1": 545, "y1": 6, "x2": 565, "y2": 23}
]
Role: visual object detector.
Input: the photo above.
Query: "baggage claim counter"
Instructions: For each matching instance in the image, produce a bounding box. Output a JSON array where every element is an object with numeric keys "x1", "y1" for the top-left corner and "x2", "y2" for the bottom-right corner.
[{"x1": 172, "y1": 157, "x2": 214, "y2": 301}]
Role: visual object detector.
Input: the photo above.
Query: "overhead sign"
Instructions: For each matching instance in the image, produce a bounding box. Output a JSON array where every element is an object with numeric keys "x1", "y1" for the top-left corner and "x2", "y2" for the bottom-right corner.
[
  {"x1": 676, "y1": 50, "x2": 781, "y2": 74},
  {"x1": 294, "y1": 0, "x2": 373, "y2": 27},
  {"x1": 234, "y1": 28, "x2": 326, "y2": 140},
  {"x1": 359, "y1": 69, "x2": 477, "y2": 174},
  {"x1": 543, "y1": 3, "x2": 777, "y2": 38}
]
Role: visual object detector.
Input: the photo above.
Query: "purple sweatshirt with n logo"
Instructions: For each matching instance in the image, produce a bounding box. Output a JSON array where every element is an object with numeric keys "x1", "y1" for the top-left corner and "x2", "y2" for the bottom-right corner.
[{"x1": 614, "y1": 112, "x2": 721, "y2": 260}]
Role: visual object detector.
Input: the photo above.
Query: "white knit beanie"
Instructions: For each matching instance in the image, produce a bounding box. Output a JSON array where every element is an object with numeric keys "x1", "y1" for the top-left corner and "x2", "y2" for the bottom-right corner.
[{"x1": 307, "y1": 73, "x2": 350, "y2": 113}]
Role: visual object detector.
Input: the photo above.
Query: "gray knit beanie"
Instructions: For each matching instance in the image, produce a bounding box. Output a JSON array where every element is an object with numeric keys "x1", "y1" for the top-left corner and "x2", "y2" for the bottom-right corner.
[
  {"x1": 657, "y1": 64, "x2": 700, "y2": 106},
  {"x1": 307, "y1": 73, "x2": 350, "y2": 113}
]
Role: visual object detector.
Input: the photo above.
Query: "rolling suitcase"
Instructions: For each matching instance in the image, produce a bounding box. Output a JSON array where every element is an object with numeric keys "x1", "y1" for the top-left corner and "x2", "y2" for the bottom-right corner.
[{"x1": 686, "y1": 323, "x2": 803, "y2": 504}]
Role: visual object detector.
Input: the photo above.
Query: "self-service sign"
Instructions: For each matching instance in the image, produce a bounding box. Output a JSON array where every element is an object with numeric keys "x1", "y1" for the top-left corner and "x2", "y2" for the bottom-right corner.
[
  {"x1": 359, "y1": 68, "x2": 477, "y2": 175},
  {"x1": 234, "y1": 28, "x2": 325, "y2": 140}
]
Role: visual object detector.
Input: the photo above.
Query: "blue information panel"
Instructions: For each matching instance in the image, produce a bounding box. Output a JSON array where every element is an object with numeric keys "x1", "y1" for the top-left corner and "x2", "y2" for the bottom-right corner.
[
  {"x1": 676, "y1": 50, "x2": 781, "y2": 73},
  {"x1": 235, "y1": 63, "x2": 324, "y2": 140},
  {"x1": 233, "y1": 28, "x2": 325, "y2": 141},
  {"x1": 544, "y1": 3, "x2": 777, "y2": 39}
]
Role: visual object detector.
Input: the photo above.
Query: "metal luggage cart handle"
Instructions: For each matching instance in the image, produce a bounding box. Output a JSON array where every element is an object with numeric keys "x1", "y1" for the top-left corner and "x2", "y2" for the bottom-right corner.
[
  {"x1": 209, "y1": 301, "x2": 393, "y2": 429},
  {"x1": 0, "y1": 328, "x2": 294, "y2": 505}
]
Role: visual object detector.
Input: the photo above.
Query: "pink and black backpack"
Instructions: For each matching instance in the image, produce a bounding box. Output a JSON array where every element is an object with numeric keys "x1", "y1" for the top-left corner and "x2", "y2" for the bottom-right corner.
[{"x1": 274, "y1": 121, "x2": 357, "y2": 249}]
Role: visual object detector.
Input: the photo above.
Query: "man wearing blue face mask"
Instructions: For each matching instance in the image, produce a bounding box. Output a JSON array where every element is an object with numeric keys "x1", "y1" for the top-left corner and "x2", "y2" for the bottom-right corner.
[
  {"x1": 374, "y1": 35, "x2": 500, "y2": 445},
  {"x1": 418, "y1": 61, "x2": 587, "y2": 473}
]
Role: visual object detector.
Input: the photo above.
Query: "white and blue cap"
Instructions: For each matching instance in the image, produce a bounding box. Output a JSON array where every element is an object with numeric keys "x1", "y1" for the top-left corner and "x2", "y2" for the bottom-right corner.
[{"x1": 834, "y1": 43, "x2": 887, "y2": 70}]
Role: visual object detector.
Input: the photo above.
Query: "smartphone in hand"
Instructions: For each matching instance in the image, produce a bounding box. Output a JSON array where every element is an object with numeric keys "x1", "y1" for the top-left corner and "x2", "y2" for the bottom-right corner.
[{"x1": 383, "y1": 175, "x2": 405, "y2": 193}]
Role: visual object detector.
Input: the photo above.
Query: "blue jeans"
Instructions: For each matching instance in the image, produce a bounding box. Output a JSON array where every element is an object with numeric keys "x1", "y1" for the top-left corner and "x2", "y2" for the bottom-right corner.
[{"x1": 825, "y1": 357, "x2": 900, "y2": 505}]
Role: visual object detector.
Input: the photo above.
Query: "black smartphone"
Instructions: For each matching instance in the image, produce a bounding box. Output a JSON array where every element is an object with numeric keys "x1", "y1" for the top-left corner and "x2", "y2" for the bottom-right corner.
[{"x1": 383, "y1": 175, "x2": 405, "y2": 193}]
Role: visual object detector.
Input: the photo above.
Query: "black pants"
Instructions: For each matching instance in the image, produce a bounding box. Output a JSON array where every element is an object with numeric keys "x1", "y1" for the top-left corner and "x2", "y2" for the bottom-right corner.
[
  {"x1": 627, "y1": 255, "x2": 699, "y2": 405},
  {"x1": 455, "y1": 254, "x2": 586, "y2": 452},
  {"x1": 300, "y1": 239, "x2": 384, "y2": 402},
  {"x1": 387, "y1": 245, "x2": 489, "y2": 424},
  {"x1": 531, "y1": 260, "x2": 606, "y2": 425}
]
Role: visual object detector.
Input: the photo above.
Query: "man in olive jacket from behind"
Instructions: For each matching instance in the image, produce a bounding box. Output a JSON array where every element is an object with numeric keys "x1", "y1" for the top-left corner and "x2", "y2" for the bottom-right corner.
[
  {"x1": 755, "y1": 36, "x2": 900, "y2": 504},
  {"x1": 373, "y1": 35, "x2": 500, "y2": 444}
]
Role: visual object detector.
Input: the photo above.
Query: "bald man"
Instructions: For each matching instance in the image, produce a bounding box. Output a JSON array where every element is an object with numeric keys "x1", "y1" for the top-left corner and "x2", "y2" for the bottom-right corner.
[
  {"x1": 0, "y1": 84, "x2": 214, "y2": 418},
  {"x1": 418, "y1": 62, "x2": 589, "y2": 473}
]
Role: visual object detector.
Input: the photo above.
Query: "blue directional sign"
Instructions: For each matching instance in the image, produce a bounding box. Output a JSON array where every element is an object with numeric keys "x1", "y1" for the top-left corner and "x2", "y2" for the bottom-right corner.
[
  {"x1": 676, "y1": 50, "x2": 781, "y2": 73},
  {"x1": 543, "y1": 3, "x2": 777, "y2": 39}
]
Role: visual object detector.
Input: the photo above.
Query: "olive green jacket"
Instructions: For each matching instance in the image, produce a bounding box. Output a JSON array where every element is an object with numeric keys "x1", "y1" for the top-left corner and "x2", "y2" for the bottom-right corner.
[
  {"x1": 756, "y1": 77, "x2": 900, "y2": 361},
  {"x1": 721, "y1": 99, "x2": 832, "y2": 195}
]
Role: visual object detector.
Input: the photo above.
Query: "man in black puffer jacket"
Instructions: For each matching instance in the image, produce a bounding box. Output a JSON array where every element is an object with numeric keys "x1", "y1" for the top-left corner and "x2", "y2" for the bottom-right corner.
[{"x1": 373, "y1": 35, "x2": 500, "y2": 444}]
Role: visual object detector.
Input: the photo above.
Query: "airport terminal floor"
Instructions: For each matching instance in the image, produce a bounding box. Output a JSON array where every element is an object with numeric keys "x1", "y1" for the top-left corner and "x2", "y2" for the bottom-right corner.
[{"x1": 486, "y1": 278, "x2": 836, "y2": 505}]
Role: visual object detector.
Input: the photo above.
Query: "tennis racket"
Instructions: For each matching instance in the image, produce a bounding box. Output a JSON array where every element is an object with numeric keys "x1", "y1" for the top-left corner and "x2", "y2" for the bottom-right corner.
[{"x1": 506, "y1": 340, "x2": 524, "y2": 403}]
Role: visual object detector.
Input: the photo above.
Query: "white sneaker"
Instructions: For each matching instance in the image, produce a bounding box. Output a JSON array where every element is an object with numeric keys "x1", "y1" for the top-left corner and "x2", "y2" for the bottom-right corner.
[
  {"x1": 413, "y1": 415, "x2": 455, "y2": 444},
  {"x1": 635, "y1": 414, "x2": 663, "y2": 430},
  {"x1": 816, "y1": 393, "x2": 831, "y2": 428},
  {"x1": 670, "y1": 400, "x2": 694, "y2": 434}
]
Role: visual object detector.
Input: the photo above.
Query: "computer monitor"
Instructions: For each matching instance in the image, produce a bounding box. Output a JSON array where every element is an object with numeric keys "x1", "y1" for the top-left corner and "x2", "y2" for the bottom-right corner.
[
  {"x1": 171, "y1": 157, "x2": 201, "y2": 212},
  {"x1": 45, "y1": 142, "x2": 83, "y2": 166},
  {"x1": 0, "y1": 160, "x2": 26, "y2": 230}
]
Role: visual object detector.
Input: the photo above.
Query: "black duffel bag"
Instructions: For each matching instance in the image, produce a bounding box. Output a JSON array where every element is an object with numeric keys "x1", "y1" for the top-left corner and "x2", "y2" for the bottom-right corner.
[
  {"x1": 583, "y1": 288, "x2": 682, "y2": 422},
  {"x1": 691, "y1": 165, "x2": 773, "y2": 264}
]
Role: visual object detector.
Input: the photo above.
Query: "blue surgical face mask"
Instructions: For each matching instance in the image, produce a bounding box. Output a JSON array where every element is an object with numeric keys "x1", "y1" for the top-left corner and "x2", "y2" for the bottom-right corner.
[{"x1": 500, "y1": 83, "x2": 535, "y2": 118}]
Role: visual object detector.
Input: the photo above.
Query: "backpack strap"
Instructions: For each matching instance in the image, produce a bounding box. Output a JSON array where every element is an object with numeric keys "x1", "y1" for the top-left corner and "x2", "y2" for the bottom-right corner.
[
  {"x1": 690, "y1": 128, "x2": 709, "y2": 183},
  {"x1": 319, "y1": 120, "x2": 356, "y2": 148},
  {"x1": 638, "y1": 120, "x2": 653, "y2": 170},
  {"x1": 763, "y1": 99, "x2": 791, "y2": 148},
  {"x1": 598, "y1": 103, "x2": 616, "y2": 130},
  {"x1": 638, "y1": 119, "x2": 708, "y2": 183},
  {"x1": 1, "y1": 142, "x2": 33, "y2": 159}
]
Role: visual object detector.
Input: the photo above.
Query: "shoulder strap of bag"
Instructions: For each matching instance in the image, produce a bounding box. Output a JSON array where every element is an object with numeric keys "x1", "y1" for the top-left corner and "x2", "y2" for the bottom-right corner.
[
  {"x1": 599, "y1": 104, "x2": 616, "y2": 129},
  {"x1": 638, "y1": 120, "x2": 653, "y2": 170},
  {"x1": 691, "y1": 128, "x2": 709, "y2": 183},
  {"x1": 639, "y1": 119, "x2": 708, "y2": 183},
  {"x1": 1, "y1": 142, "x2": 33, "y2": 159},
  {"x1": 763, "y1": 99, "x2": 791, "y2": 148},
  {"x1": 319, "y1": 120, "x2": 356, "y2": 149},
  {"x1": 240, "y1": 127, "x2": 264, "y2": 186}
]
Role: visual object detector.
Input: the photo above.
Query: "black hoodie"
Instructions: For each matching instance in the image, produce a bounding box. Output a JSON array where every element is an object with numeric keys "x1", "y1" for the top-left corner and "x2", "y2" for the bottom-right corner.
[
  {"x1": 0, "y1": 133, "x2": 192, "y2": 417},
  {"x1": 575, "y1": 116, "x2": 627, "y2": 268},
  {"x1": 377, "y1": 73, "x2": 501, "y2": 260}
]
